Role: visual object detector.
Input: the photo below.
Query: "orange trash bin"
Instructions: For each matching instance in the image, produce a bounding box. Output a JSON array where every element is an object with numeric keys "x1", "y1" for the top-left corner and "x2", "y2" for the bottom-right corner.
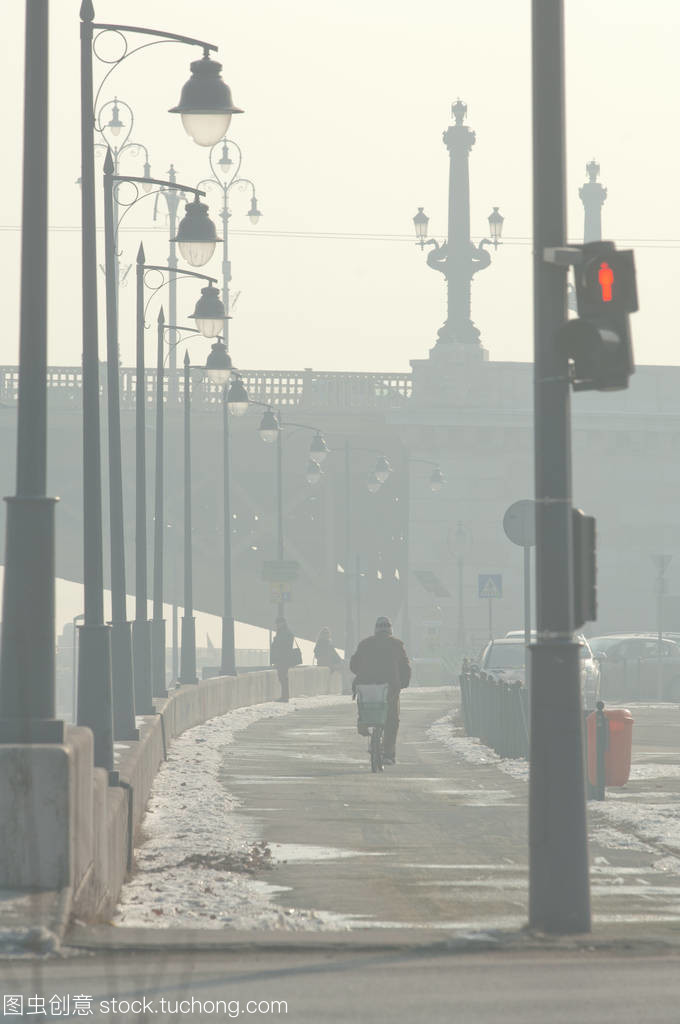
[{"x1": 587, "y1": 707, "x2": 634, "y2": 787}]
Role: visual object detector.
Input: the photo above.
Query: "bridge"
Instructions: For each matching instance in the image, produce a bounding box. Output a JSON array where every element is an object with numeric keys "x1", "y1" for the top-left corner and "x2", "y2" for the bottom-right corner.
[{"x1": 1, "y1": 343, "x2": 679, "y2": 663}]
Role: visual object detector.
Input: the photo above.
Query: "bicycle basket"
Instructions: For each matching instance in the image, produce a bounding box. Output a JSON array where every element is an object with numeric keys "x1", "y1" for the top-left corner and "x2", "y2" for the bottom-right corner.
[{"x1": 356, "y1": 683, "x2": 389, "y2": 727}]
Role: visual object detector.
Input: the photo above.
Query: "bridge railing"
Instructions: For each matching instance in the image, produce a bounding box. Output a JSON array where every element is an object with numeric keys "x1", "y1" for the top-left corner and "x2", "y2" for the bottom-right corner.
[{"x1": 0, "y1": 366, "x2": 412, "y2": 411}]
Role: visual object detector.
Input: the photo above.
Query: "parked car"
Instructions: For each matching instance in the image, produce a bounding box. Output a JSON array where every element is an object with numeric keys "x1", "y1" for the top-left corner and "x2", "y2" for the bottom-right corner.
[
  {"x1": 504, "y1": 630, "x2": 600, "y2": 707},
  {"x1": 480, "y1": 638, "x2": 527, "y2": 682},
  {"x1": 588, "y1": 634, "x2": 680, "y2": 701}
]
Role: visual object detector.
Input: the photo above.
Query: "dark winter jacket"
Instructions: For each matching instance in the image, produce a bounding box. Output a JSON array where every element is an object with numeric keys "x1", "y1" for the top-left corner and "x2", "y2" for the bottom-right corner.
[{"x1": 349, "y1": 633, "x2": 411, "y2": 690}]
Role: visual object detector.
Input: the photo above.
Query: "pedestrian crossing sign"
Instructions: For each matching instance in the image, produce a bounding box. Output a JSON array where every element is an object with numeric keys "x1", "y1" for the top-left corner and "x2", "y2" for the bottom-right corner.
[{"x1": 478, "y1": 574, "x2": 502, "y2": 599}]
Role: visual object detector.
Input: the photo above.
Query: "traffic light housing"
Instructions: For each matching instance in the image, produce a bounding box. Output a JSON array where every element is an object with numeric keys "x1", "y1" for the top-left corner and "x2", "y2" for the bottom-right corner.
[
  {"x1": 558, "y1": 241, "x2": 637, "y2": 391},
  {"x1": 573, "y1": 508, "x2": 597, "y2": 629}
]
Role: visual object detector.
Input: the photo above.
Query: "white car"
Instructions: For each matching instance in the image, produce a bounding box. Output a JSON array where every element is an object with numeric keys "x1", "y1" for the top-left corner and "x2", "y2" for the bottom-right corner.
[
  {"x1": 480, "y1": 638, "x2": 527, "y2": 682},
  {"x1": 498, "y1": 631, "x2": 600, "y2": 708}
]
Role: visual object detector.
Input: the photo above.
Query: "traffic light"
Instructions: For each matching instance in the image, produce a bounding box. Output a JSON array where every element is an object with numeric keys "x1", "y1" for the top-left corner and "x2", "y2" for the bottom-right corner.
[{"x1": 557, "y1": 241, "x2": 637, "y2": 391}]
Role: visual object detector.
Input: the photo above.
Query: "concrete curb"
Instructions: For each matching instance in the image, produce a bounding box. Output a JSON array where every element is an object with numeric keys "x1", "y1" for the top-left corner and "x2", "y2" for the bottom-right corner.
[{"x1": 63, "y1": 923, "x2": 680, "y2": 958}]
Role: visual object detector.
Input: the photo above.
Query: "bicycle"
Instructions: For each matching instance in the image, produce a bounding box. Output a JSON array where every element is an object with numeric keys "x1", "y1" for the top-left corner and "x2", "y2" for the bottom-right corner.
[{"x1": 355, "y1": 683, "x2": 389, "y2": 773}]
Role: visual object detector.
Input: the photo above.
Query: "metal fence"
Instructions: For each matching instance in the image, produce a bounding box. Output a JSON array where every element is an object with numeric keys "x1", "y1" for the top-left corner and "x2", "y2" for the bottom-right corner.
[
  {"x1": 0, "y1": 366, "x2": 412, "y2": 411},
  {"x1": 459, "y1": 662, "x2": 529, "y2": 759}
]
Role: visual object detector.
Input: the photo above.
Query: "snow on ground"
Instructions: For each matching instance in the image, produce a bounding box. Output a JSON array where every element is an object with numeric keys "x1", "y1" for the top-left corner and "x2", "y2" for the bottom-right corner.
[
  {"x1": 428, "y1": 711, "x2": 680, "y2": 858},
  {"x1": 114, "y1": 694, "x2": 355, "y2": 932}
]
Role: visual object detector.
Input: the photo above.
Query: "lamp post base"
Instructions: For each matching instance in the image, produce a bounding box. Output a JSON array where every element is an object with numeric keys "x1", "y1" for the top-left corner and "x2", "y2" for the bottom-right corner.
[
  {"x1": 179, "y1": 615, "x2": 198, "y2": 685},
  {"x1": 132, "y1": 618, "x2": 154, "y2": 714},
  {"x1": 111, "y1": 619, "x2": 139, "y2": 740},
  {"x1": 151, "y1": 618, "x2": 167, "y2": 698},
  {"x1": 77, "y1": 622, "x2": 114, "y2": 772},
  {"x1": 0, "y1": 718, "x2": 65, "y2": 743}
]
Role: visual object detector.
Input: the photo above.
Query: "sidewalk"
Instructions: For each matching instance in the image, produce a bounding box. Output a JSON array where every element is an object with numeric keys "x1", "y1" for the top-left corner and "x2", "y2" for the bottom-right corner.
[{"x1": 66, "y1": 688, "x2": 680, "y2": 954}]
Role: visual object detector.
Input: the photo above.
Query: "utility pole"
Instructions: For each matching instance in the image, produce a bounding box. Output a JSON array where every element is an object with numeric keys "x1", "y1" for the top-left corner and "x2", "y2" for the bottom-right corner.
[{"x1": 528, "y1": 0, "x2": 590, "y2": 934}]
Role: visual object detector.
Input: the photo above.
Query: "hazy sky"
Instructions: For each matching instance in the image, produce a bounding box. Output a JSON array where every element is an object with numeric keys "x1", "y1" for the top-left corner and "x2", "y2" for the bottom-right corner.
[{"x1": 1, "y1": 0, "x2": 678, "y2": 372}]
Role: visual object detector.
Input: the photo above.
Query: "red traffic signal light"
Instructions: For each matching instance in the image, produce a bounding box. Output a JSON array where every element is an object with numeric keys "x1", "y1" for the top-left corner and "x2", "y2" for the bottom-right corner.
[
  {"x1": 575, "y1": 242, "x2": 638, "y2": 319},
  {"x1": 559, "y1": 240, "x2": 637, "y2": 392}
]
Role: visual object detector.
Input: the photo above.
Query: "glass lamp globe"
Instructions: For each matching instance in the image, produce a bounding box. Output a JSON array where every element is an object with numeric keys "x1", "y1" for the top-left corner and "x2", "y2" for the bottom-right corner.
[
  {"x1": 306, "y1": 459, "x2": 322, "y2": 486},
  {"x1": 374, "y1": 456, "x2": 392, "y2": 484},
  {"x1": 309, "y1": 433, "x2": 329, "y2": 463},
  {"x1": 169, "y1": 55, "x2": 243, "y2": 148},
  {"x1": 204, "y1": 339, "x2": 232, "y2": 385},
  {"x1": 141, "y1": 162, "x2": 153, "y2": 193},
  {"x1": 188, "y1": 284, "x2": 226, "y2": 338},
  {"x1": 227, "y1": 375, "x2": 249, "y2": 415},
  {"x1": 413, "y1": 206, "x2": 429, "y2": 241},
  {"x1": 259, "y1": 409, "x2": 280, "y2": 443},
  {"x1": 367, "y1": 472, "x2": 381, "y2": 494},
  {"x1": 429, "y1": 467, "x2": 445, "y2": 493},
  {"x1": 173, "y1": 198, "x2": 221, "y2": 268}
]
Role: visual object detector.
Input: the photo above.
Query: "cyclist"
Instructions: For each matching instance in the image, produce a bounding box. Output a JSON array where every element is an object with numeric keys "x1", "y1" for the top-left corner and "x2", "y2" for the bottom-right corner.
[{"x1": 350, "y1": 616, "x2": 411, "y2": 765}]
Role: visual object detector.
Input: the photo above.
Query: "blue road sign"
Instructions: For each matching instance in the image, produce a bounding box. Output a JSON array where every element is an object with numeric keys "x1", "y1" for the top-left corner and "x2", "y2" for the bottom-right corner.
[{"x1": 478, "y1": 574, "x2": 502, "y2": 599}]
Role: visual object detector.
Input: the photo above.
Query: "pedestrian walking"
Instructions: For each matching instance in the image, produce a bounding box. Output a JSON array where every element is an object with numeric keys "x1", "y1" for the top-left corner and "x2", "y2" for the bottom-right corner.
[
  {"x1": 270, "y1": 617, "x2": 300, "y2": 702},
  {"x1": 314, "y1": 627, "x2": 343, "y2": 671},
  {"x1": 349, "y1": 616, "x2": 411, "y2": 764}
]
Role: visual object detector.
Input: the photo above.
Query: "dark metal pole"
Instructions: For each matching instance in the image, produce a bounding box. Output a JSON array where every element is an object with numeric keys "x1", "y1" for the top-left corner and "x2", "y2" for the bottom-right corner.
[
  {"x1": 103, "y1": 150, "x2": 138, "y2": 740},
  {"x1": 132, "y1": 243, "x2": 153, "y2": 713},
  {"x1": 355, "y1": 554, "x2": 361, "y2": 642},
  {"x1": 179, "y1": 352, "x2": 198, "y2": 683},
  {"x1": 220, "y1": 387, "x2": 236, "y2": 676},
  {"x1": 524, "y1": 544, "x2": 531, "y2": 648},
  {"x1": 76, "y1": 0, "x2": 115, "y2": 773},
  {"x1": 344, "y1": 440, "x2": 354, "y2": 659},
  {"x1": 0, "y1": 0, "x2": 63, "y2": 744},
  {"x1": 401, "y1": 457, "x2": 411, "y2": 648},
  {"x1": 276, "y1": 427, "x2": 285, "y2": 619},
  {"x1": 151, "y1": 308, "x2": 167, "y2": 696},
  {"x1": 166, "y1": 164, "x2": 179, "y2": 397},
  {"x1": 529, "y1": 0, "x2": 590, "y2": 934}
]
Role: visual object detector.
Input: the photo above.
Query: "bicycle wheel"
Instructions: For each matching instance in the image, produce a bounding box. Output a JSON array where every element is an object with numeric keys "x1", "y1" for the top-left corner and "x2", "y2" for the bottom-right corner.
[{"x1": 370, "y1": 727, "x2": 383, "y2": 773}]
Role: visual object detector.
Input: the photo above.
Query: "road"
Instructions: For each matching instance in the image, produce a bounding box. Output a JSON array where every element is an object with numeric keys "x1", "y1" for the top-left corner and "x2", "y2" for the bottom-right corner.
[
  {"x1": 3, "y1": 948, "x2": 680, "y2": 1023},
  {"x1": 5, "y1": 687, "x2": 680, "y2": 1021}
]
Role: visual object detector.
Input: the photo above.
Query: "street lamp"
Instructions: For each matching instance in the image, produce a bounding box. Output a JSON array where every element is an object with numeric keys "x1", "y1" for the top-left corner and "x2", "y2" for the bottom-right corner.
[
  {"x1": 367, "y1": 471, "x2": 381, "y2": 495},
  {"x1": 374, "y1": 455, "x2": 392, "y2": 484},
  {"x1": 105, "y1": 158, "x2": 217, "y2": 725},
  {"x1": 79, "y1": 0, "x2": 232, "y2": 771},
  {"x1": 413, "y1": 207, "x2": 429, "y2": 249},
  {"x1": 247, "y1": 195, "x2": 263, "y2": 225},
  {"x1": 310, "y1": 432, "x2": 329, "y2": 463},
  {"x1": 196, "y1": 138, "x2": 262, "y2": 361},
  {"x1": 306, "y1": 459, "x2": 323, "y2": 486},
  {"x1": 188, "y1": 284, "x2": 227, "y2": 337},
  {"x1": 136, "y1": 249, "x2": 226, "y2": 703},
  {"x1": 429, "y1": 467, "x2": 445, "y2": 492},
  {"x1": 170, "y1": 52, "x2": 243, "y2": 147},
  {"x1": 413, "y1": 99, "x2": 503, "y2": 347},
  {"x1": 174, "y1": 197, "x2": 221, "y2": 267},
  {"x1": 259, "y1": 408, "x2": 280, "y2": 443},
  {"x1": 488, "y1": 206, "x2": 504, "y2": 249},
  {"x1": 227, "y1": 374, "x2": 250, "y2": 415}
]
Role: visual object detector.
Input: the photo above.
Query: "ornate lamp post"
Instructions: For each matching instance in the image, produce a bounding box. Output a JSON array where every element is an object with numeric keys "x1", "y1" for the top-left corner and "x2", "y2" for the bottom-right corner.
[
  {"x1": 135, "y1": 248, "x2": 225, "y2": 704},
  {"x1": 204, "y1": 343, "x2": 249, "y2": 677},
  {"x1": 413, "y1": 100, "x2": 503, "y2": 348},
  {"x1": 196, "y1": 139, "x2": 262, "y2": 357},
  {"x1": 104, "y1": 156, "x2": 219, "y2": 729},
  {"x1": 79, "y1": 0, "x2": 241, "y2": 768}
]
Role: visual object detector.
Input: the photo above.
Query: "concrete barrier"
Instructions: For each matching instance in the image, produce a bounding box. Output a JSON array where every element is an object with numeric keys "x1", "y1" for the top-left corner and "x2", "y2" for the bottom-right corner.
[{"x1": 0, "y1": 666, "x2": 337, "y2": 936}]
